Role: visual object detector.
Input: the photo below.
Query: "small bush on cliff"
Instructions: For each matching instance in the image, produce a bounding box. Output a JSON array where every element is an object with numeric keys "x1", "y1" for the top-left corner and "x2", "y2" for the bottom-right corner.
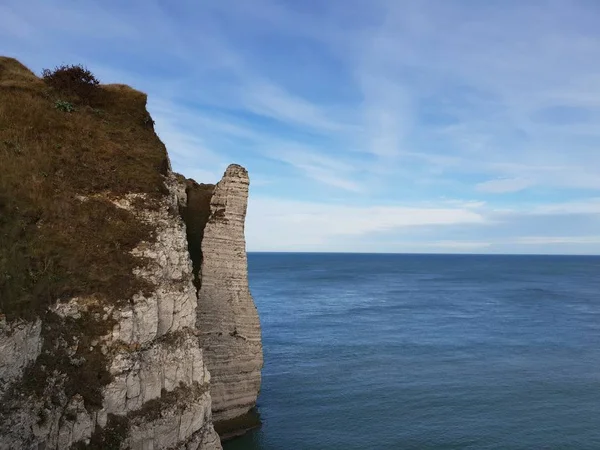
[
  {"x1": 54, "y1": 100, "x2": 75, "y2": 112},
  {"x1": 42, "y1": 64, "x2": 100, "y2": 104}
]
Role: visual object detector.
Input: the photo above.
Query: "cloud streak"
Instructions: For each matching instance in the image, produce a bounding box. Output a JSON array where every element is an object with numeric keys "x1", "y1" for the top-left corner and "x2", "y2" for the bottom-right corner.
[{"x1": 476, "y1": 178, "x2": 533, "y2": 194}]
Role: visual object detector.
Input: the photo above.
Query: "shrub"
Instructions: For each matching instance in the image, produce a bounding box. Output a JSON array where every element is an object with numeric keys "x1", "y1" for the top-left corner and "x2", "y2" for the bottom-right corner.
[
  {"x1": 42, "y1": 64, "x2": 100, "y2": 104},
  {"x1": 54, "y1": 100, "x2": 75, "y2": 112}
]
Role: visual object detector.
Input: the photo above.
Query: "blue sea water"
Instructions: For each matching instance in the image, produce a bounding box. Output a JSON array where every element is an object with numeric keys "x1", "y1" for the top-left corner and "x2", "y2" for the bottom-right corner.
[{"x1": 224, "y1": 253, "x2": 600, "y2": 450}]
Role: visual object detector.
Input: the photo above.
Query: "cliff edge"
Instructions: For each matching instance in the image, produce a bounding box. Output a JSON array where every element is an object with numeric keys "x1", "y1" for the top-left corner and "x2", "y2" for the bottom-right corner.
[{"x1": 0, "y1": 57, "x2": 262, "y2": 449}]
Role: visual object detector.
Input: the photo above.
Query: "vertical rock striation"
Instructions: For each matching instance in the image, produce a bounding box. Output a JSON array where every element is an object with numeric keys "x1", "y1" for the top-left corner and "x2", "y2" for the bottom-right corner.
[{"x1": 195, "y1": 165, "x2": 263, "y2": 430}]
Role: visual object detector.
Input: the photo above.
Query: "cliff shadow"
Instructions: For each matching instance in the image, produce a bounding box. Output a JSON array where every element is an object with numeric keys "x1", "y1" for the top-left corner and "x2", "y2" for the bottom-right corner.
[{"x1": 180, "y1": 179, "x2": 215, "y2": 290}]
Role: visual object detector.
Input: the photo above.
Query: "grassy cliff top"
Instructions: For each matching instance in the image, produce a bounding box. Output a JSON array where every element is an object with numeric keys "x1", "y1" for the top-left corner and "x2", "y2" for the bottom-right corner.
[{"x1": 0, "y1": 57, "x2": 170, "y2": 320}]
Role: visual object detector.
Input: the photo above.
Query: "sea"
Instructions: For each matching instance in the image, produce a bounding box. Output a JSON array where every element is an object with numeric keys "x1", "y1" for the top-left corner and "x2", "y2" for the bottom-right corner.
[{"x1": 224, "y1": 253, "x2": 600, "y2": 450}]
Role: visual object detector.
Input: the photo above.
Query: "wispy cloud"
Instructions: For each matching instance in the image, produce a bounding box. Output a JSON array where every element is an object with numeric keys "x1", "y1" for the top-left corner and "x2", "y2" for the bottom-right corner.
[
  {"x1": 263, "y1": 147, "x2": 364, "y2": 192},
  {"x1": 245, "y1": 195, "x2": 600, "y2": 253},
  {"x1": 408, "y1": 240, "x2": 492, "y2": 250},
  {"x1": 238, "y1": 81, "x2": 350, "y2": 133},
  {"x1": 532, "y1": 198, "x2": 600, "y2": 215},
  {"x1": 515, "y1": 236, "x2": 600, "y2": 245},
  {"x1": 246, "y1": 197, "x2": 487, "y2": 251},
  {"x1": 476, "y1": 178, "x2": 534, "y2": 194}
]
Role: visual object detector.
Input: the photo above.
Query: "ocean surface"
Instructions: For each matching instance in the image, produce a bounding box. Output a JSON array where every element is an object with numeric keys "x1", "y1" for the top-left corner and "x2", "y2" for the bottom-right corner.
[{"x1": 224, "y1": 253, "x2": 600, "y2": 450}]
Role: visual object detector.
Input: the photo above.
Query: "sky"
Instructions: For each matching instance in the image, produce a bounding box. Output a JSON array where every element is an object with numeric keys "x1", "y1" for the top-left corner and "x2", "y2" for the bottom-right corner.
[{"x1": 2, "y1": 0, "x2": 600, "y2": 254}]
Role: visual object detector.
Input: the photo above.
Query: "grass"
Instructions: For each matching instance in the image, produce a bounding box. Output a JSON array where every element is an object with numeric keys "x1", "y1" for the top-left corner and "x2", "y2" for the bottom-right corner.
[{"x1": 0, "y1": 56, "x2": 171, "y2": 412}]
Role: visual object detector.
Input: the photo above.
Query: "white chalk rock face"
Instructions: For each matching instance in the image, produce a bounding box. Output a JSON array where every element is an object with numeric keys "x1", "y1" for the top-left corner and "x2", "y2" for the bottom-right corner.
[
  {"x1": 196, "y1": 164, "x2": 264, "y2": 424},
  {"x1": 0, "y1": 318, "x2": 42, "y2": 397}
]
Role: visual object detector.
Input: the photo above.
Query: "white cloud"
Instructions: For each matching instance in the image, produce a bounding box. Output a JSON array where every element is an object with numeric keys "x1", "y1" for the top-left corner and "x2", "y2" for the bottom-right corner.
[
  {"x1": 442, "y1": 199, "x2": 487, "y2": 209},
  {"x1": 476, "y1": 178, "x2": 533, "y2": 194},
  {"x1": 246, "y1": 197, "x2": 486, "y2": 250},
  {"x1": 410, "y1": 240, "x2": 491, "y2": 250},
  {"x1": 532, "y1": 198, "x2": 600, "y2": 215},
  {"x1": 245, "y1": 195, "x2": 600, "y2": 252},
  {"x1": 515, "y1": 236, "x2": 600, "y2": 245}
]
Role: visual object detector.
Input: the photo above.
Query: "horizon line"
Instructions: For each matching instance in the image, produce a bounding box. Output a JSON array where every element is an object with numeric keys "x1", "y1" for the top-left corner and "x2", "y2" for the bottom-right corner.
[{"x1": 246, "y1": 251, "x2": 600, "y2": 256}]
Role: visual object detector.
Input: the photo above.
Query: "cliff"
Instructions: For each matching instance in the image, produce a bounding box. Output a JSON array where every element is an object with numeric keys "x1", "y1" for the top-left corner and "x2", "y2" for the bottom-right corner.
[
  {"x1": 194, "y1": 166, "x2": 263, "y2": 435},
  {"x1": 0, "y1": 58, "x2": 262, "y2": 449}
]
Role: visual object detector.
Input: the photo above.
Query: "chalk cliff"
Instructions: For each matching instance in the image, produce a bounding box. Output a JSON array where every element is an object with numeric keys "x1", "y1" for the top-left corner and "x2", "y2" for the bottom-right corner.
[
  {"x1": 0, "y1": 57, "x2": 262, "y2": 449},
  {"x1": 194, "y1": 165, "x2": 263, "y2": 431}
]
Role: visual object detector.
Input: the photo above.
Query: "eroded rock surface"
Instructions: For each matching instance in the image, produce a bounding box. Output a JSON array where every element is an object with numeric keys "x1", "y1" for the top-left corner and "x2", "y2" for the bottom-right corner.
[
  {"x1": 0, "y1": 318, "x2": 42, "y2": 398},
  {"x1": 196, "y1": 165, "x2": 263, "y2": 425}
]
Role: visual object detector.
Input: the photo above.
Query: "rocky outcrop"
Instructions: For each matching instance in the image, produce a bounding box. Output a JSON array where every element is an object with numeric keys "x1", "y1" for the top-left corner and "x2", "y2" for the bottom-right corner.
[{"x1": 195, "y1": 165, "x2": 263, "y2": 428}]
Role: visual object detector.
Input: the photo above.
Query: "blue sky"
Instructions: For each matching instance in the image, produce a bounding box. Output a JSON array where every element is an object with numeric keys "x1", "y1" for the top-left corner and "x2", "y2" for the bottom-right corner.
[{"x1": 2, "y1": 0, "x2": 600, "y2": 253}]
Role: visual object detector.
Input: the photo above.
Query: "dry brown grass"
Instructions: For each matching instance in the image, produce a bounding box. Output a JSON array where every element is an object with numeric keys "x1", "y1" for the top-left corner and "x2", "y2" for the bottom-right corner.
[{"x1": 0, "y1": 57, "x2": 170, "y2": 320}]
